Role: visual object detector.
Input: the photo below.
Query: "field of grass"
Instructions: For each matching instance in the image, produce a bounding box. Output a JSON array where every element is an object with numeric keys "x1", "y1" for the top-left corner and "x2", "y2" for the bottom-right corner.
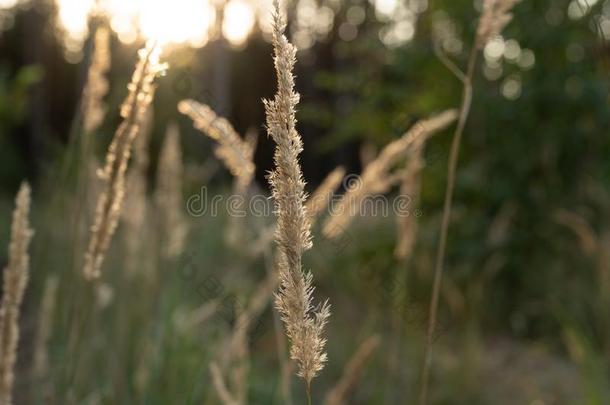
[{"x1": 0, "y1": 0, "x2": 609, "y2": 404}]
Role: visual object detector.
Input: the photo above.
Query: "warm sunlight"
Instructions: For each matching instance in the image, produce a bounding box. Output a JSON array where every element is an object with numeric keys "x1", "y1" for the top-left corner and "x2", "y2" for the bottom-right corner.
[
  {"x1": 56, "y1": 0, "x2": 95, "y2": 51},
  {"x1": 54, "y1": 0, "x2": 234, "y2": 50},
  {"x1": 222, "y1": 0, "x2": 256, "y2": 47},
  {"x1": 102, "y1": 0, "x2": 140, "y2": 44},
  {"x1": 138, "y1": 0, "x2": 215, "y2": 47},
  {"x1": 3, "y1": 0, "x2": 607, "y2": 403},
  {"x1": 0, "y1": 0, "x2": 20, "y2": 8}
]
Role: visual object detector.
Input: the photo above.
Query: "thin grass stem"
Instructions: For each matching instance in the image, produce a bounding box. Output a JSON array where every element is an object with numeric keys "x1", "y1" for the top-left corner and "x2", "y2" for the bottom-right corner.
[{"x1": 419, "y1": 46, "x2": 479, "y2": 405}]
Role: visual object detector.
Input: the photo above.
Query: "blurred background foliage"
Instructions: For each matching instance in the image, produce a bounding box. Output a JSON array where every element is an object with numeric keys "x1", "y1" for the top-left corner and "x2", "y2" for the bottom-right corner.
[{"x1": 0, "y1": 0, "x2": 609, "y2": 403}]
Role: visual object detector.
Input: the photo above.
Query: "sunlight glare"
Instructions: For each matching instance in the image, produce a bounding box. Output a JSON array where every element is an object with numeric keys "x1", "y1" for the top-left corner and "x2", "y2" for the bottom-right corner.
[
  {"x1": 374, "y1": 0, "x2": 397, "y2": 18},
  {"x1": 55, "y1": 0, "x2": 216, "y2": 49},
  {"x1": 57, "y1": 0, "x2": 95, "y2": 45},
  {"x1": 139, "y1": 0, "x2": 215, "y2": 47},
  {"x1": 0, "y1": 0, "x2": 19, "y2": 9},
  {"x1": 222, "y1": 0, "x2": 255, "y2": 47},
  {"x1": 102, "y1": 0, "x2": 139, "y2": 44}
]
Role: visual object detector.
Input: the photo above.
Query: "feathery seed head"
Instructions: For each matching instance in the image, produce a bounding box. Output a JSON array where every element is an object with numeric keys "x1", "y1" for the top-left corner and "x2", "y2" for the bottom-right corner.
[
  {"x1": 0, "y1": 182, "x2": 33, "y2": 405},
  {"x1": 82, "y1": 26, "x2": 111, "y2": 134},
  {"x1": 120, "y1": 43, "x2": 166, "y2": 121},
  {"x1": 323, "y1": 110, "x2": 457, "y2": 239},
  {"x1": 266, "y1": 0, "x2": 330, "y2": 386},
  {"x1": 178, "y1": 100, "x2": 256, "y2": 189},
  {"x1": 476, "y1": 0, "x2": 519, "y2": 49},
  {"x1": 84, "y1": 43, "x2": 165, "y2": 280}
]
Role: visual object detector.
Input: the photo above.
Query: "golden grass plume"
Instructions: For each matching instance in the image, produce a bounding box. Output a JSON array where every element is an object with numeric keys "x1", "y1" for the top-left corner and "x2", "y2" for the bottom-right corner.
[
  {"x1": 265, "y1": 0, "x2": 330, "y2": 390},
  {"x1": 0, "y1": 183, "x2": 34, "y2": 405},
  {"x1": 178, "y1": 100, "x2": 256, "y2": 189},
  {"x1": 83, "y1": 43, "x2": 166, "y2": 280},
  {"x1": 82, "y1": 26, "x2": 111, "y2": 134},
  {"x1": 476, "y1": 0, "x2": 519, "y2": 49},
  {"x1": 323, "y1": 110, "x2": 457, "y2": 240}
]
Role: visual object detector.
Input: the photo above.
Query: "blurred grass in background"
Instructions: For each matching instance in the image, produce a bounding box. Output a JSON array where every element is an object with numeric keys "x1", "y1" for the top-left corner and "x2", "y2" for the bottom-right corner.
[{"x1": 0, "y1": 0, "x2": 608, "y2": 403}]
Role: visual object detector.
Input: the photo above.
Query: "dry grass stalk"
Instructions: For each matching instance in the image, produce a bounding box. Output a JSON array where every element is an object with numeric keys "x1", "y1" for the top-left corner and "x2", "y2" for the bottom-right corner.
[
  {"x1": 394, "y1": 144, "x2": 425, "y2": 260},
  {"x1": 224, "y1": 129, "x2": 259, "y2": 253},
  {"x1": 263, "y1": 248, "x2": 294, "y2": 405},
  {"x1": 265, "y1": 0, "x2": 330, "y2": 395},
  {"x1": 359, "y1": 142, "x2": 377, "y2": 168},
  {"x1": 173, "y1": 299, "x2": 219, "y2": 334},
  {"x1": 83, "y1": 43, "x2": 166, "y2": 280},
  {"x1": 323, "y1": 110, "x2": 458, "y2": 240},
  {"x1": 222, "y1": 274, "x2": 276, "y2": 367},
  {"x1": 306, "y1": 166, "x2": 346, "y2": 223},
  {"x1": 552, "y1": 209, "x2": 598, "y2": 256},
  {"x1": 213, "y1": 274, "x2": 277, "y2": 405},
  {"x1": 133, "y1": 319, "x2": 164, "y2": 397},
  {"x1": 155, "y1": 122, "x2": 188, "y2": 259},
  {"x1": 178, "y1": 100, "x2": 256, "y2": 189},
  {"x1": 82, "y1": 26, "x2": 111, "y2": 134},
  {"x1": 476, "y1": 0, "x2": 519, "y2": 49},
  {"x1": 323, "y1": 335, "x2": 381, "y2": 405},
  {"x1": 552, "y1": 210, "x2": 610, "y2": 305},
  {"x1": 210, "y1": 362, "x2": 238, "y2": 405},
  {"x1": 123, "y1": 107, "x2": 153, "y2": 274},
  {"x1": 420, "y1": 2, "x2": 518, "y2": 404},
  {"x1": 32, "y1": 275, "x2": 59, "y2": 382},
  {"x1": 221, "y1": 302, "x2": 252, "y2": 405},
  {"x1": 0, "y1": 183, "x2": 34, "y2": 405},
  {"x1": 243, "y1": 128, "x2": 258, "y2": 185},
  {"x1": 85, "y1": 157, "x2": 105, "y2": 224}
]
